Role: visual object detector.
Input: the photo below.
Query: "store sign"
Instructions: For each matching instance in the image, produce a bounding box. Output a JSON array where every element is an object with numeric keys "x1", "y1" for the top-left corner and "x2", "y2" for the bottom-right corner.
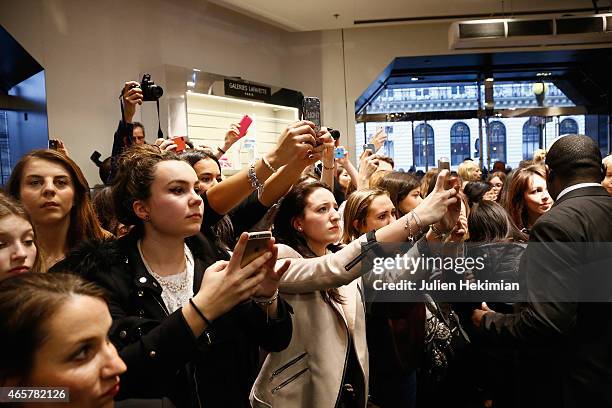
[{"x1": 224, "y1": 79, "x2": 271, "y2": 102}]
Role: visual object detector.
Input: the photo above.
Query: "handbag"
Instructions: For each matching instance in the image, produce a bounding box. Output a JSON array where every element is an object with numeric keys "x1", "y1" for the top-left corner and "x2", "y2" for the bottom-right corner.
[{"x1": 421, "y1": 293, "x2": 470, "y2": 383}]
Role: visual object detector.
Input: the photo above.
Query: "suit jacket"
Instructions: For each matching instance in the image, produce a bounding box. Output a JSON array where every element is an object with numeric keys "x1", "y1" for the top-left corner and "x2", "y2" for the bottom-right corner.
[{"x1": 480, "y1": 186, "x2": 612, "y2": 408}]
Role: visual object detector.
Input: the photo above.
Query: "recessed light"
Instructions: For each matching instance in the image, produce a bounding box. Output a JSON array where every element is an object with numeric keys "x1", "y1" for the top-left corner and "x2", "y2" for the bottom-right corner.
[
  {"x1": 411, "y1": 77, "x2": 419, "y2": 81},
  {"x1": 186, "y1": 81, "x2": 195, "y2": 87},
  {"x1": 193, "y1": 68, "x2": 201, "y2": 72},
  {"x1": 485, "y1": 77, "x2": 494, "y2": 82},
  {"x1": 536, "y1": 72, "x2": 552, "y2": 77}
]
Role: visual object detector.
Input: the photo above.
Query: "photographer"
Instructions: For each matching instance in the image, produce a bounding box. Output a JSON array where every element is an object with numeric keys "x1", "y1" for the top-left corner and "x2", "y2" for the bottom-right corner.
[{"x1": 107, "y1": 81, "x2": 149, "y2": 184}]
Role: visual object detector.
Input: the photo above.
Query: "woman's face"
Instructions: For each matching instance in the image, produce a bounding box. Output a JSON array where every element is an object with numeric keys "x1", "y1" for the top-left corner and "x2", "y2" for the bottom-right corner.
[
  {"x1": 141, "y1": 161, "x2": 203, "y2": 238},
  {"x1": 25, "y1": 295, "x2": 126, "y2": 407},
  {"x1": 488, "y1": 176, "x2": 503, "y2": 200},
  {"x1": 524, "y1": 174, "x2": 552, "y2": 220},
  {"x1": 19, "y1": 159, "x2": 75, "y2": 227},
  {"x1": 193, "y1": 158, "x2": 221, "y2": 194},
  {"x1": 398, "y1": 188, "x2": 422, "y2": 215},
  {"x1": 295, "y1": 188, "x2": 340, "y2": 247},
  {"x1": 360, "y1": 195, "x2": 396, "y2": 234},
  {"x1": 602, "y1": 162, "x2": 612, "y2": 195},
  {"x1": 0, "y1": 215, "x2": 37, "y2": 281},
  {"x1": 338, "y1": 169, "x2": 351, "y2": 191}
]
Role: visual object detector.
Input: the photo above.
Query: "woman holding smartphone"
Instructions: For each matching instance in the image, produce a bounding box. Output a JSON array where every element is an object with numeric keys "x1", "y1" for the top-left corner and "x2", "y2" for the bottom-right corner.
[
  {"x1": 250, "y1": 171, "x2": 460, "y2": 407},
  {"x1": 58, "y1": 145, "x2": 293, "y2": 407}
]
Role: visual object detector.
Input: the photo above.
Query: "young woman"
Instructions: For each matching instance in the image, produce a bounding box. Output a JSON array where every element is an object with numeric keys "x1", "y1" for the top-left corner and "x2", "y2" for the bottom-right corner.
[
  {"x1": 463, "y1": 181, "x2": 494, "y2": 208},
  {"x1": 0, "y1": 193, "x2": 43, "y2": 280},
  {"x1": 602, "y1": 154, "x2": 612, "y2": 195},
  {"x1": 377, "y1": 171, "x2": 423, "y2": 217},
  {"x1": 6, "y1": 149, "x2": 107, "y2": 267},
  {"x1": 341, "y1": 188, "x2": 396, "y2": 243},
  {"x1": 0, "y1": 273, "x2": 127, "y2": 407},
  {"x1": 505, "y1": 164, "x2": 552, "y2": 234},
  {"x1": 58, "y1": 145, "x2": 293, "y2": 407},
  {"x1": 251, "y1": 171, "x2": 461, "y2": 407},
  {"x1": 487, "y1": 171, "x2": 506, "y2": 202}
]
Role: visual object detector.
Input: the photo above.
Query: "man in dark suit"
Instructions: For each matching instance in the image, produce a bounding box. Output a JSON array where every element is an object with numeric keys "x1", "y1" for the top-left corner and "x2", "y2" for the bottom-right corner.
[{"x1": 472, "y1": 135, "x2": 612, "y2": 408}]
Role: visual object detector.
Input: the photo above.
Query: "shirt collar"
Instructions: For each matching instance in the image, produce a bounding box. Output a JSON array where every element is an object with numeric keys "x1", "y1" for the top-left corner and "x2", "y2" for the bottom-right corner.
[{"x1": 556, "y1": 183, "x2": 603, "y2": 201}]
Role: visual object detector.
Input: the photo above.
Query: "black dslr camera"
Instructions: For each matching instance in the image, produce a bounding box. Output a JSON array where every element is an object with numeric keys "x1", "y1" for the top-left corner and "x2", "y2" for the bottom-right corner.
[{"x1": 133, "y1": 73, "x2": 163, "y2": 101}]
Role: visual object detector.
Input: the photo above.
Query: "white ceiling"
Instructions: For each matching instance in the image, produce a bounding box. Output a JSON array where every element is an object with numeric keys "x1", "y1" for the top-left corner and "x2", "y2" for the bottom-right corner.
[{"x1": 208, "y1": 0, "x2": 596, "y2": 31}]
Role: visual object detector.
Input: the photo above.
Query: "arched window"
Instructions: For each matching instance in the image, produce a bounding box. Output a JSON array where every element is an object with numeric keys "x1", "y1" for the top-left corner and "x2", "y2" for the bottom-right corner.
[
  {"x1": 559, "y1": 118, "x2": 578, "y2": 135},
  {"x1": 413, "y1": 123, "x2": 435, "y2": 167},
  {"x1": 522, "y1": 119, "x2": 541, "y2": 160},
  {"x1": 488, "y1": 121, "x2": 507, "y2": 163},
  {"x1": 450, "y1": 122, "x2": 470, "y2": 165}
]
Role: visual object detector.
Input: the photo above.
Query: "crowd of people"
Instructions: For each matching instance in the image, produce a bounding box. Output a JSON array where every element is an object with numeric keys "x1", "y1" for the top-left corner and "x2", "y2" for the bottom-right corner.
[{"x1": 0, "y1": 81, "x2": 611, "y2": 408}]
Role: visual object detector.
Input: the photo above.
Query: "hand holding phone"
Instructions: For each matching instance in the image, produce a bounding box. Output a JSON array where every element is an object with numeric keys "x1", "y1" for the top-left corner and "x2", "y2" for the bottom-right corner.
[
  {"x1": 238, "y1": 115, "x2": 253, "y2": 138},
  {"x1": 302, "y1": 97, "x2": 321, "y2": 133},
  {"x1": 172, "y1": 136, "x2": 187, "y2": 153},
  {"x1": 334, "y1": 147, "x2": 346, "y2": 159},
  {"x1": 363, "y1": 143, "x2": 376, "y2": 153},
  {"x1": 240, "y1": 231, "x2": 273, "y2": 268}
]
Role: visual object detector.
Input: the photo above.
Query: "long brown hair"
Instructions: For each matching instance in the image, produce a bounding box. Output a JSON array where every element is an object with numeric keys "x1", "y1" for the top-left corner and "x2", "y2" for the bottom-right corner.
[
  {"x1": 6, "y1": 150, "x2": 106, "y2": 249},
  {"x1": 505, "y1": 164, "x2": 546, "y2": 230},
  {"x1": 0, "y1": 273, "x2": 106, "y2": 384},
  {"x1": 377, "y1": 172, "x2": 420, "y2": 217},
  {"x1": 0, "y1": 193, "x2": 45, "y2": 273},
  {"x1": 468, "y1": 200, "x2": 527, "y2": 243}
]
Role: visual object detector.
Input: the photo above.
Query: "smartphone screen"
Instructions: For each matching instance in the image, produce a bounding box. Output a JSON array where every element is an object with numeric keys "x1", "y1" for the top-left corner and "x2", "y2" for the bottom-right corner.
[
  {"x1": 438, "y1": 157, "x2": 450, "y2": 171},
  {"x1": 363, "y1": 143, "x2": 376, "y2": 153},
  {"x1": 302, "y1": 97, "x2": 321, "y2": 132},
  {"x1": 334, "y1": 147, "x2": 345, "y2": 159},
  {"x1": 238, "y1": 115, "x2": 253, "y2": 138},
  {"x1": 240, "y1": 231, "x2": 272, "y2": 268}
]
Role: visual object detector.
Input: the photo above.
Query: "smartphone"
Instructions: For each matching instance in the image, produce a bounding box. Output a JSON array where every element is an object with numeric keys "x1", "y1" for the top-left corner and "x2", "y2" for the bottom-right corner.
[
  {"x1": 240, "y1": 231, "x2": 273, "y2": 268},
  {"x1": 334, "y1": 147, "x2": 345, "y2": 159},
  {"x1": 438, "y1": 157, "x2": 450, "y2": 171},
  {"x1": 48, "y1": 139, "x2": 59, "y2": 150},
  {"x1": 363, "y1": 143, "x2": 376, "y2": 153},
  {"x1": 238, "y1": 115, "x2": 253, "y2": 138},
  {"x1": 172, "y1": 136, "x2": 186, "y2": 153},
  {"x1": 302, "y1": 96, "x2": 321, "y2": 133}
]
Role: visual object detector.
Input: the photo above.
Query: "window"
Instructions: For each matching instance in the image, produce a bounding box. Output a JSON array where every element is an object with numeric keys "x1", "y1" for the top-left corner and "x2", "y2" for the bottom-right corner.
[
  {"x1": 413, "y1": 123, "x2": 435, "y2": 167},
  {"x1": 559, "y1": 118, "x2": 578, "y2": 135},
  {"x1": 488, "y1": 121, "x2": 507, "y2": 163},
  {"x1": 450, "y1": 122, "x2": 470, "y2": 165},
  {"x1": 522, "y1": 119, "x2": 541, "y2": 160}
]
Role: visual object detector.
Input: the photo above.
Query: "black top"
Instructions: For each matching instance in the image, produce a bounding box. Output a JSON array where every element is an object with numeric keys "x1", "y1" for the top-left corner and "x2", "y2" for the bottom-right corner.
[{"x1": 54, "y1": 231, "x2": 293, "y2": 407}]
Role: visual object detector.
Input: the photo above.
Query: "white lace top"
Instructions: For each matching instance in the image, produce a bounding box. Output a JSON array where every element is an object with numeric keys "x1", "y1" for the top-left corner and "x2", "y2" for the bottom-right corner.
[{"x1": 137, "y1": 240, "x2": 195, "y2": 313}]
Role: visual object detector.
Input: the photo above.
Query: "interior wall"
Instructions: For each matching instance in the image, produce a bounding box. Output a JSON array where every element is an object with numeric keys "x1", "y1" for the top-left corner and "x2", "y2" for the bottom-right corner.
[{"x1": 0, "y1": 0, "x2": 288, "y2": 185}]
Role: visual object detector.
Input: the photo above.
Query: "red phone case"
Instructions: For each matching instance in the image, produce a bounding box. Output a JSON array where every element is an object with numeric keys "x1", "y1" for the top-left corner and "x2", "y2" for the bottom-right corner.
[{"x1": 238, "y1": 115, "x2": 253, "y2": 137}]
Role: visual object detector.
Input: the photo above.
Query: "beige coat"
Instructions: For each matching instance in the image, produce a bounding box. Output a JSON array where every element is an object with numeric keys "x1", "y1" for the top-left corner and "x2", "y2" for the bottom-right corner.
[{"x1": 250, "y1": 236, "x2": 370, "y2": 408}]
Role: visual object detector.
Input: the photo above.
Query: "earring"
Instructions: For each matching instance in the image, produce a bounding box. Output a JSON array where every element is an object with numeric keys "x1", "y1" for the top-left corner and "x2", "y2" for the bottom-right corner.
[
  {"x1": 297, "y1": 227, "x2": 303, "y2": 232},
  {"x1": 144, "y1": 215, "x2": 151, "y2": 222}
]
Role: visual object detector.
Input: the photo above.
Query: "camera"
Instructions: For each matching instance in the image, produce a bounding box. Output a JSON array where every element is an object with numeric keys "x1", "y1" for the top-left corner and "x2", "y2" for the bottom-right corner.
[
  {"x1": 327, "y1": 128, "x2": 341, "y2": 140},
  {"x1": 133, "y1": 73, "x2": 164, "y2": 101}
]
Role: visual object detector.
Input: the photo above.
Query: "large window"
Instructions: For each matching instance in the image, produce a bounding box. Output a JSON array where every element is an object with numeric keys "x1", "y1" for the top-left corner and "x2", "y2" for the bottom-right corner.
[
  {"x1": 488, "y1": 121, "x2": 507, "y2": 163},
  {"x1": 522, "y1": 119, "x2": 541, "y2": 160},
  {"x1": 559, "y1": 118, "x2": 578, "y2": 135},
  {"x1": 450, "y1": 122, "x2": 470, "y2": 165},
  {"x1": 413, "y1": 123, "x2": 435, "y2": 167}
]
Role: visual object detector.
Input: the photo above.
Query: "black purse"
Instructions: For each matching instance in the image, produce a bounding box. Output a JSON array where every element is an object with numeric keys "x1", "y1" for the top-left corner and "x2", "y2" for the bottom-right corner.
[{"x1": 421, "y1": 293, "x2": 471, "y2": 383}]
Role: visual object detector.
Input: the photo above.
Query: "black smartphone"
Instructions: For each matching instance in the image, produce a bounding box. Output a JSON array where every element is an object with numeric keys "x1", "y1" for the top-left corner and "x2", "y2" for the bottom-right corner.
[{"x1": 302, "y1": 96, "x2": 321, "y2": 133}]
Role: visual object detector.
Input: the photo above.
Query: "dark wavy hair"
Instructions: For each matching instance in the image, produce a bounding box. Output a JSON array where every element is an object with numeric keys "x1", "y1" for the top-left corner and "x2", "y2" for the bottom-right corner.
[
  {"x1": 6, "y1": 149, "x2": 106, "y2": 248},
  {"x1": 111, "y1": 145, "x2": 179, "y2": 236},
  {"x1": 468, "y1": 200, "x2": 527, "y2": 243},
  {"x1": 377, "y1": 171, "x2": 421, "y2": 217}
]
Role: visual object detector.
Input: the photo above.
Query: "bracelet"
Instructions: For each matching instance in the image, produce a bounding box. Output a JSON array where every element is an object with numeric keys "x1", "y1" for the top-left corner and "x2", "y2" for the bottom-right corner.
[
  {"x1": 261, "y1": 156, "x2": 278, "y2": 173},
  {"x1": 251, "y1": 289, "x2": 279, "y2": 305},
  {"x1": 430, "y1": 224, "x2": 450, "y2": 241},
  {"x1": 248, "y1": 161, "x2": 264, "y2": 193},
  {"x1": 412, "y1": 210, "x2": 426, "y2": 234},
  {"x1": 189, "y1": 298, "x2": 212, "y2": 326},
  {"x1": 217, "y1": 146, "x2": 226, "y2": 154},
  {"x1": 323, "y1": 163, "x2": 335, "y2": 170},
  {"x1": 405, "y1": 211, "x2": 416, "y2": 244}
]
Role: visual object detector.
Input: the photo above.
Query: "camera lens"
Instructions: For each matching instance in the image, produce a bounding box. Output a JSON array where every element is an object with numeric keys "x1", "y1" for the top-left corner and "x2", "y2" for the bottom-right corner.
[{"x1": 150, "y1": 85, "x2": 164, "y2": 99}]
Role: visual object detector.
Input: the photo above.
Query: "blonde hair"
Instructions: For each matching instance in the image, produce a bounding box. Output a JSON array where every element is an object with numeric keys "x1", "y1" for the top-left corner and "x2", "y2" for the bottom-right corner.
[
  {"x1": 342, "y1": 189, "x2": 389, "y2": 243},
  {"x1": 532, "y1": 149, "x2": 547, "y2": 164},
  {"x1": 369, "y1": 170, "x2": 391, "y2": 188},
  {"x1": 458, "y1": 160, "x2": 480, "y2": 182}
]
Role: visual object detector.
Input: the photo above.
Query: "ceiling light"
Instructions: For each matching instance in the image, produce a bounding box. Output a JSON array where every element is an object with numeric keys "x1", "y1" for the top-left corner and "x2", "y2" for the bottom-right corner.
[
  {"x1": 193, "y1": 68, "x2": 201, "y2": 72},
  {"x1": 186, "y1": 81, "x2": 195, "y2": 87},
  {"x1": 411, "y1": 77, "x2": 419, "y2": 81},
  {"x1": 536, "y1": 72, "x2": 552, "y2": 77},
  {"x1": 485, "y1": 77, "x2": 494, "y2": 82}
]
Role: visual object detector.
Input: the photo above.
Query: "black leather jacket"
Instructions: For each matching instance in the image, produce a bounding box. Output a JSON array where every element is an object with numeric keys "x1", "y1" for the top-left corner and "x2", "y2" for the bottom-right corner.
[{"x1": 54, "y1": 231, "x2": 292, "y2": 407}]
